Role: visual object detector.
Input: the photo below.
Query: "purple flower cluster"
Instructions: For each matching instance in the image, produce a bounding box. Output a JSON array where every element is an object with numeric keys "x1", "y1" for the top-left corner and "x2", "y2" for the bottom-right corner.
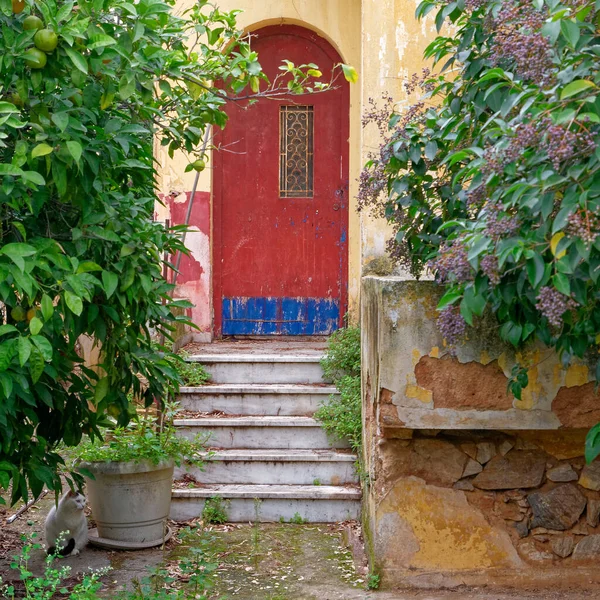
[
  {"x1": 566, "y1": 210, "x2": 600, "y2": 245},
  {"x1": 404, "y1": 68, "x2": 434, "y2": 95},
  {"x1": 465, "y1": 0, "x2": 486, "y2": 11},
  {"x1": 466, "y1": 186, "x2": 486, "y2": 210},
  {"x1": 535, "y1": 286, "x2": 578, "y2": 328},
  {"x1": 480, "y1": 254, "x2": 501, "y2": 286},
  {"x1": 437, "y1": 305, "x2": 467, "y2": 346},
  {"x1": 544, "y1": 124, "x2": 597, "y2": 170},
  {"x1": 484, "y1": 201, "x2": 520, "y2": 241},
  {"x1": 484, "y1": 117, "x2": 597, "y2": 174},
  {"x1": 490, "y1": 1, "x2": 553, "y2": 84},
  {"x1": 429, "y1": 241, "x2": 473, "y2": 283}
]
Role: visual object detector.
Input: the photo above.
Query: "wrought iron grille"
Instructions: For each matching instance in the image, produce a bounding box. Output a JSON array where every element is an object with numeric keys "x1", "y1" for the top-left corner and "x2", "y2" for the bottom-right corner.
[{"x1": 279, "y1": 105, "x2": 314, "y2": 198}]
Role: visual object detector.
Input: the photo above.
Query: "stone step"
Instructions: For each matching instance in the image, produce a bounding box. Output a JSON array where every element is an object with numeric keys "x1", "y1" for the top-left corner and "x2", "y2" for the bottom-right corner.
[
  {"x1": 176, "y1": 449, "x2": 358, "y2": 485},
  {"x1": 177, "y1": 383, "x2": 336, "y2": 416},
  {"x1": 170, "y1": 484, "x2": 361, "y2": 522},
  {"x1": 174, "y1": 416, "x2": 347, "y2": 449},
  {"x1": 185, "y1": 353, "x2": 325, "y2": 384}
]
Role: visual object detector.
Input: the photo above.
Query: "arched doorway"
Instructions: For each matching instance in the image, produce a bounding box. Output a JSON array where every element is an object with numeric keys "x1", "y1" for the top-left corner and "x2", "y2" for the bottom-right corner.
[{"x1": 212, "y1": 25, "x2": 350, "y2": 337}]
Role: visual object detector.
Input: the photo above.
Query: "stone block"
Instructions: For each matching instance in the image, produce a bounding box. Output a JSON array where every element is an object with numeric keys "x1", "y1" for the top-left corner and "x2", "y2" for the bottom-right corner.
[
  {"x1": 463, "y1": 458, "x2": 483, "y2": 478},
  {"x1": 579, "y1": 462, "x2": 600, "y2": 491},
  {"x1": 528, "y1": 484, "x2": 587, "y2": 531},
  {"x1": 546, "y1": 464, "x2": 578, "y2": 482},
  {"x1": 472, "y1": 451, "x2": 546, "y2": 490},
  {"x1": 587, "y1": 499, "x2": 600, "y2": 528},
  {"x1": 476, "y1": 441, "x2": 497, "y2": 465},
  {"x1": 573, "y1": 534, "x2": 600, "y2": 560},
  {"x1": 551, "y1": 536, "x2": 575, "y2": 558}
]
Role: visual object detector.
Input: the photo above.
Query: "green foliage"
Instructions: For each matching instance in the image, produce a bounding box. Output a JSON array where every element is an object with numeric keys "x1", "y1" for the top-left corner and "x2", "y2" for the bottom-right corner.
[
  {"x1": 74, "y1": 411, "x2": 207, "y2": 468},
  {"x1": 367, "y1": 573, "x2": 381, "y2": 590},
  {"x1": 289, "y1": 512, "x2": 307, "y2": 524},
  {"x1": 201, "y1": 495, "x2": 229, "y2": 524},
  {"x1": 127, "y1": 528, "x2": 219, "y2": 600},
  {"x1": 168, "y1": 352, "x2": 210, "y2": 387},
  {"x1": 315, "y1": 375, "x2": 362, "y2": 452},
  {"x1": 320, "y1": 326, "x2": 361, "y2": 382},
  {"x1": 0, "y1": 0, "x2": 333, "y2": 506},
  {"x1": 1, "y1": 533, "x2": 109, "y2": 599},
  {"x1": 316, "y1": 327, "x2": 362, "y2": 452},
  {"x1": 360, "y1": 1, "x2": 600, "y2": 391}
]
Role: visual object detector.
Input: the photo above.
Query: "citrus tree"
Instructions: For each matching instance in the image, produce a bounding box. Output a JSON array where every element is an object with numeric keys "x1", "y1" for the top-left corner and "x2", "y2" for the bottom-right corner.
[
  {"x1": 0, "y1": 0, "x2": 350, "y2": 505},
  {"x1": 359, "y1": 0, "x2": 600, "y2": 457}
]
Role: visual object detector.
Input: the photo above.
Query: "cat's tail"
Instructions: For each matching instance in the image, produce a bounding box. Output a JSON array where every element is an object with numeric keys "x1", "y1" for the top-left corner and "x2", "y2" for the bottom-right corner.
[{"x1": 47, "y1": 538, "x2": 76, "y2": 557}]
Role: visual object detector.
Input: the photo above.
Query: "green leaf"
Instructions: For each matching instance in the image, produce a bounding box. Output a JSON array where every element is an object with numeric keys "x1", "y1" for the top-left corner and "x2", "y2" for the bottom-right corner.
[
  {"x1": 65, "y1": 47, "x2": 88, "y2": 74},
  {"x1": 31, "y1": 143, "x2": 54, "y2": 158},
  {"x1": 118, "y1": 75, "x2": 136, "y2": 100},
  {"x1": 94, "y1": 376, "x2": 109, "y2": 403},
  {"x1": 585, "y1": 422, "x2": 600, "y2": 463},
  {"x1": 41, "y1": 294, "x2": 54, "y2": 321},
  {"x1": 0, "y1": 325, "x2": 17, "y2": 337},
  {"x1": 17, "y1": 336, "x2": 31, "y2": 367},
  {"x1": 29, "y1": 347, "x2": 45, "y2": 384},
  {"x1": 66, "y1": 141, "x2": 82, "y2": 163},
  {"x1": 102, "y1": 271, "x2": 119, "y2": 299},
  {"x1": 29, "y1": 317, "x2": 43, "y2": 336},
  {"x1": 64, "y1": 291, "x2": 83, "y2": 316},
  {"x1": 340, "y1": 63, "x2": 359, "y2": 84},
  {"x1": 560, "y1": 79, "x2": 596, "y2": 100},
  {"x1": 424, "y1": 141, "x2": 438, "y2": 160},
  {"x1": 0, "y1": 342, "x2": 14, "y2": 372},
  {"x1": 560, "y1": 19, "x2": 580, "y2": 48},
  {"x1": 31, "y1": 336, "x2": 53, "y2": 361},
  {"x1": 51, "y1": 112, "x2": 69, "y2": 132},
  {"x1": 526, "y1": 254, "x2": 545, "y2": 289},
  {"x1": 500, "y1": 321, "x2": 523, "y2": 347},
  {"x1": 553, "y1": 273, "x2": 571, "y2": 296},
  {"x1": 437, "y1": 288, "x2": 463, "y2": 310}
]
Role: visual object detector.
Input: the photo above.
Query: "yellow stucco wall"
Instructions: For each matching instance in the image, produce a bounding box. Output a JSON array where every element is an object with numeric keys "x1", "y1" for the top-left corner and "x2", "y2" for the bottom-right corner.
[{"x1": 360, "y1": 0, "x2": 437, "y2": 271}]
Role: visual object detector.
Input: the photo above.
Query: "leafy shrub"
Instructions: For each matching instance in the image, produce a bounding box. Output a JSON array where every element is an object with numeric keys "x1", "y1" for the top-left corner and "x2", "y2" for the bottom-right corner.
[
  {"x1": 359, "y1": 0, "x2": 600, "y2": 402},
  {"x1": 316, "y1": 327, "x2": 362, "y2": 452},
  {"x1": 320, "y1": 327, "x2": 361, "y2": 382}
]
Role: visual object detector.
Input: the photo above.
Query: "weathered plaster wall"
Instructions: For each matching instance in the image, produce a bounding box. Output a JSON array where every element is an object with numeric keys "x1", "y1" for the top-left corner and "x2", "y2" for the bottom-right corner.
[
  {"x1": 155, "y1": 0, "x2": 361, "y2": 334},
  {"x1": 362, "y1": 276, "x2": 600, "y2": 589},
  {"x1": 360, "y1": 0, "x2": 438, "y2": 273}
]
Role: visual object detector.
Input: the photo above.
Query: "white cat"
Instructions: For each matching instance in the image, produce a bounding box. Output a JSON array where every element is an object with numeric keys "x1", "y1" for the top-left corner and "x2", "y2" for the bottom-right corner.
[{"x1": 44, "y1": 490, "x2": 88, "y2": 556}]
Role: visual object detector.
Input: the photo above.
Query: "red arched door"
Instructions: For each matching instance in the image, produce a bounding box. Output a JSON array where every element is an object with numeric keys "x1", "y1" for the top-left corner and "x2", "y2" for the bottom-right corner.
[{"x1": 212, "y1": 25, "x2": 349, "y2": 337}]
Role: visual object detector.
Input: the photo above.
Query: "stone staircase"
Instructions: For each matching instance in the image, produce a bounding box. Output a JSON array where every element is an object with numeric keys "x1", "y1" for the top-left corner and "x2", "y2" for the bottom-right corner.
[{"x1": 169, "y1": 344, "x2": 362, "y2": 522}]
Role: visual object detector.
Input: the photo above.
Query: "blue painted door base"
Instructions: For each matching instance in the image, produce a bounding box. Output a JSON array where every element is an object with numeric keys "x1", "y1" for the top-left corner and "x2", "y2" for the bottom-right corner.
[{"x1": 222, "y1": 297, "x2": 340, "y2": 336}]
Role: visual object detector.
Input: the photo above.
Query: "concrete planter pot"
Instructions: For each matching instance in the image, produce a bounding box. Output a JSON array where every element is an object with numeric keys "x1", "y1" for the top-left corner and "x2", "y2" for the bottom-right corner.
[{"x1": 82, "y1": 458, "x2": 174, "y2": 549}]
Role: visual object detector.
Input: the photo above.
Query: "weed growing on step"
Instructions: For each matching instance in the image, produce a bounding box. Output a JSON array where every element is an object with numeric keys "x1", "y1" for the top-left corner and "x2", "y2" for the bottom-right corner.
[
  {"x1": 313, "y1": 478, "x2": 322, "y2": 486},
  {"x1": 289, "y1": 512, "x2": 307, "y2": 524},
  {"x1": 367, "y1": 572, "x2": 381, "y2": 590},
  {"x1": 315, "y1": 327, "x2": 362, "y2": 453},
  {"x1": 166, "y1": 349, "x2": 211, "y2": 387},
  {"x1": 202, "y1": 495, "x2": 229, "y2": 524}
]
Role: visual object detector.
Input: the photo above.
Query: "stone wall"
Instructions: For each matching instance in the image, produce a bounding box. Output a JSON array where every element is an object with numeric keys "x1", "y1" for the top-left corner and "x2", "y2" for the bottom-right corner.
[{"x1": 362, "y1": 276, "x2": 600, "y2": 589}]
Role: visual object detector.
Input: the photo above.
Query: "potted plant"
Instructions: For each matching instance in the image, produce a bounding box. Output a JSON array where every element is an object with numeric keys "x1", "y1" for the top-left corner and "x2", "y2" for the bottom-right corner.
[{"x1": 74, "y1": 407, "x2": 207, "y2": 550}]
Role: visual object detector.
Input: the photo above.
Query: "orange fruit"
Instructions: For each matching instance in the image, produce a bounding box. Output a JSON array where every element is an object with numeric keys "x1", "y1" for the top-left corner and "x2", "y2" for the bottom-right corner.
[{"x1": 12, "y1": 0, "x2": 25, "y2": 14}]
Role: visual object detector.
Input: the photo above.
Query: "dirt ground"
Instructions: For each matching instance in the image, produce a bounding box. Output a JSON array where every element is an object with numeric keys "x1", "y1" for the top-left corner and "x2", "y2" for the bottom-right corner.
[{"x1": 0, "y1": 493, "x2": 598, "y2": 600}]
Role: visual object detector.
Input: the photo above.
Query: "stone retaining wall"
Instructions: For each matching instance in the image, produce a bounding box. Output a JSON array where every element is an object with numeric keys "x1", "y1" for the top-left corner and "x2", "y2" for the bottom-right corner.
[{"x1": 361, "y1": 276, "x2": 600, "y2": 589}]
